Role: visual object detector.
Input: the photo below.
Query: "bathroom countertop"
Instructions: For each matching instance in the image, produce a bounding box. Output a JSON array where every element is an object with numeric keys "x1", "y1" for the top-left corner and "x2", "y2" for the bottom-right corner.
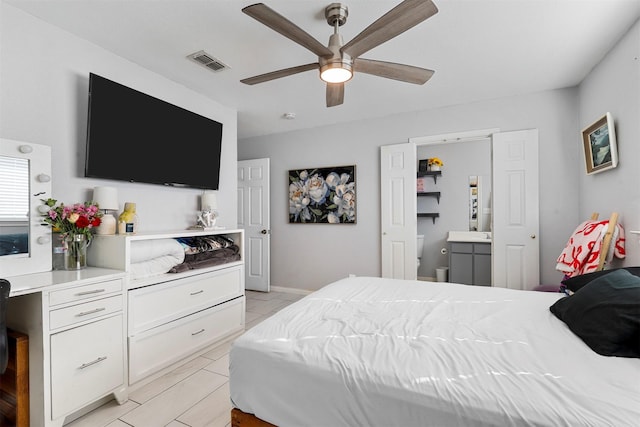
[{"x1": 447, "y1": 231, "x2": 492, "y2": 243}]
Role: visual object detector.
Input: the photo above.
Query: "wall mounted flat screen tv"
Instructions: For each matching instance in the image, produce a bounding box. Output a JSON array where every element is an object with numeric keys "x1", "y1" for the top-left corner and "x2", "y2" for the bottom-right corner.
[{"x1": 85, "y1": 73, "x2": 223, "y2": 190}]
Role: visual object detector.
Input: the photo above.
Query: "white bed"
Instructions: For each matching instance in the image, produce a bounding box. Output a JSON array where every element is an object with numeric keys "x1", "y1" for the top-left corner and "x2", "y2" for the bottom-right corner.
[{"x1": 229, "y1": 276, "x2": 640, "y2": 427}]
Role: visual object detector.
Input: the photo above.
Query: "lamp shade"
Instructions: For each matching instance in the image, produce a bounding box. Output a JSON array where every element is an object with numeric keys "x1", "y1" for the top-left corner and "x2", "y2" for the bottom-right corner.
[
  {"x1": 92, "y1": 186, "x2": 118, "y2": 211},
  {"x1": 201, "y1": 191, "x2": 218, "y2": 211}
]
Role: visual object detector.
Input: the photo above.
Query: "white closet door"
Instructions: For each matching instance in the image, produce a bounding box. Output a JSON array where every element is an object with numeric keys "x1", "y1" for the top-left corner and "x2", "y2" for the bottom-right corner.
[
  {"x1": 380, "y1": 143, "x2": 417, "y2": 279},
  {"x1": 492, "y1": 129, "x2": 540, "y2": 290}
]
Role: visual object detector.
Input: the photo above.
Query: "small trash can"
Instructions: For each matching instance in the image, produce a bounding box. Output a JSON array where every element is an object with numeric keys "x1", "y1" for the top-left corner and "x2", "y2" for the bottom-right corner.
[{"x1": 436, "y1": 267, "x2": 448, "y2": 282}]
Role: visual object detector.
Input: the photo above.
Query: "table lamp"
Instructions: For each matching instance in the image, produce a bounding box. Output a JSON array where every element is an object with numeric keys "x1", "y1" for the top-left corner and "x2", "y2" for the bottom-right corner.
[{"x1": 92, "y1": 186, "x2": 118, "y2": 235}]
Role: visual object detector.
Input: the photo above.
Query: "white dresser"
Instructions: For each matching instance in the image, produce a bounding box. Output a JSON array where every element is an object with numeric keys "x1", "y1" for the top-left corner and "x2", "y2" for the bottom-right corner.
[
  {"x1": 5, "y1": 228, "x2": 245, "y2": 426},
  {"x1": 7, "y1": 268, "x2": 128, "y2": 427},
  {"x1": 88, "y1": 228, "x2": 245, "y2": 387}
]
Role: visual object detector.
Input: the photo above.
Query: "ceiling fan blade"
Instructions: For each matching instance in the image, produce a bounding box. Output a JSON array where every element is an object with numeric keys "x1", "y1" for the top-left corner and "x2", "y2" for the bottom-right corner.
[
  {"x1": 326, "y1": 83, "x2": 344, "y2": 107},
  {"x1": 241, "y1": 63, "x2": 318, "y2": 85},
  {"x1": 341, "y1": 0, "x2": 438, "y2": 59},
  {"x1": 354, "y1": 58, "x2": 434, "y2": 84},
  {"x1": 243, "y1": 3, "x2": 333, "y2": 58}
]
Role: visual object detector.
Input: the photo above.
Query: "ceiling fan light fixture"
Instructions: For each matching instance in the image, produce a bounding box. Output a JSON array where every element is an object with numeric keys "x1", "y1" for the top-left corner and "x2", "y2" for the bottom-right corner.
[
  {"x1": 241, "y1": 1, "x2": 439, "y2": 106},
  {"x1": 320, "y1": 62, "x2": 353, "y2": 83}
]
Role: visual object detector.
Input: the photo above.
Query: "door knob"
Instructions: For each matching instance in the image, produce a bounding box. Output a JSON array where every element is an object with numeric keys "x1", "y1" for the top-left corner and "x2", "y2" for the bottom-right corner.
[
  {"x1": 530, "y1": 234, "x2": 536, "y2": 239},
  {"x1": 261, "y1": 229, "x2": 268, "y2": 235}
]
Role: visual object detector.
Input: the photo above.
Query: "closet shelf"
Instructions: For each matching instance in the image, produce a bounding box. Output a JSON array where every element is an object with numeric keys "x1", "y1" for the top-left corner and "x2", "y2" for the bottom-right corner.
[
  {"x1": 417, "y1": 212, "x2": 439, "y2": 224},
  {"x1": 417, "y1": 191, "x2": 441, "y2": 203}
]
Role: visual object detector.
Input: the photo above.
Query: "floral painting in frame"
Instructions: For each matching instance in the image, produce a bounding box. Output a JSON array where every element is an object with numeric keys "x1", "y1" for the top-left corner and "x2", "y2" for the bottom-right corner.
[
  {"x1": 582, "y1": 112, "x2": 618, "y2": 175},
  {"x1": 289, "y1": 165, "x2": 356, "y2": 224}
]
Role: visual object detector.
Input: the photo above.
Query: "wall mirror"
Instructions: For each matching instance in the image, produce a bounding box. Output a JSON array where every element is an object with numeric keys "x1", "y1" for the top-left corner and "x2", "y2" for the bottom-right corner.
[
  {"x1": 0, "y1": 156, "x2": 29, "y2": 255},
  {"x1": 469, "y1": 175, "x2": 480, "y2": 231},
  {"x1": 0, "y1": 138, "x2": 52, "y2": 277}
]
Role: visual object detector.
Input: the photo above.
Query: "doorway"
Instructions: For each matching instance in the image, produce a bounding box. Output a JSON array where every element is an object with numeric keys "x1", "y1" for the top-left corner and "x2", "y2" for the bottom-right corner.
[
  {"x1": 381, "y1": 128, "x2": 540, "y2": 289},
  {"x1": 415, "y1": 137, "x2": 492, "y2": 280},
  {"x1": 238, "y1": 158, "x2": 270, "y2": 292}
]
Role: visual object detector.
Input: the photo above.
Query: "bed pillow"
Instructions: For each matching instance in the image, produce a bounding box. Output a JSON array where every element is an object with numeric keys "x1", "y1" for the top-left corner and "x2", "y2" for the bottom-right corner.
[
  {"x1": 561, "y1": 267, "x2": 640, "y2": 293},
  {"x1": 550, "y1": 269, "x2": 640, "y2": 358}
]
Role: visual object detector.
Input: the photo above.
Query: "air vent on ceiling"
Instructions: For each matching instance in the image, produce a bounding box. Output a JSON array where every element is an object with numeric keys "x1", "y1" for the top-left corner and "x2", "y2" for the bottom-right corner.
[{"x1": 187, "y1": 50, "x2": 230, "y2": 72}]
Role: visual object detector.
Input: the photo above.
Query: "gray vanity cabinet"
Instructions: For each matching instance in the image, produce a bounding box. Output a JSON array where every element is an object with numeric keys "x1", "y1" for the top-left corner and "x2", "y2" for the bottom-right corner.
[{"x1": 449, "y1": 242, "x2": 491, "y2": 286}]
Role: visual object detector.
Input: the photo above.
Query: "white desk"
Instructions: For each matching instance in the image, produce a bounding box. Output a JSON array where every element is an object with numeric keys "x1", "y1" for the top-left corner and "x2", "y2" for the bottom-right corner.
[{"x1": 6, "y1": 268, "x2": 127, "y2": 427}]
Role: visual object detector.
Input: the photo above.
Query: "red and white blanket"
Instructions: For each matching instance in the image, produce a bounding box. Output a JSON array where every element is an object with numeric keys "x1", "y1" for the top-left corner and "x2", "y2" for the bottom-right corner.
[{"x1": 556, "y1": 219, "x2": 625, "y2": 277}]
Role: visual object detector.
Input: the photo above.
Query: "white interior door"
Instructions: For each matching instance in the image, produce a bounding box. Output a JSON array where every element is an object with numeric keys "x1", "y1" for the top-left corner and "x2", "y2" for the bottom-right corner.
[
  {"x1": 380, "y1": 143, "x2": 417, "y2": 279},
  {"x1": 492, "y1": 129, "x2": 540, "y2": 290},
  {"x1": 238, "y1": 158, "x2": 270, "y2": 292}
]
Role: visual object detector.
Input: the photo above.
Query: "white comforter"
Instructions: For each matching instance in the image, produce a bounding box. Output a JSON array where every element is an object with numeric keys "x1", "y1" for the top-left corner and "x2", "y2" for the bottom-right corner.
[{"x1": 230, "y1": 276, "x2": 640, "y2": 427}]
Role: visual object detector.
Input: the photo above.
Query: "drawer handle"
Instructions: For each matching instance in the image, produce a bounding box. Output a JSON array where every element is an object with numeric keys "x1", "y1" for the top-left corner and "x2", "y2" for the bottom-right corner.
[
  {"x1": 76, "y1": 307, "x2": 106, "y2": 317},
  {"x1": 190, "y1": 290, "x2": 204, "y2": 296},
  {"x1": 75, "y1": 288, "x2": 106, "y2": 296},
  {"x1": 79, "y1": 356, "x2": 107, "y2": 370},
  {"x1": 191, "y1": 328, "x2": 205, "y2": 336}
]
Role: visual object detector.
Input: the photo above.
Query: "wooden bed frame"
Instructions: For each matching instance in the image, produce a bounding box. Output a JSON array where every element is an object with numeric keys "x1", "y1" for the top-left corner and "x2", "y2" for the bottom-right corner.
[{"x1": 231, "y1": 408, "x2": 276, "y2": 427}]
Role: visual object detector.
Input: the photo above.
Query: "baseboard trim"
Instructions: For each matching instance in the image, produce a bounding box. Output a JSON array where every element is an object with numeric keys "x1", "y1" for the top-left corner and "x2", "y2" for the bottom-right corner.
[{"x1": 270, "y1": 285, "x2": 313, "y2": 296}]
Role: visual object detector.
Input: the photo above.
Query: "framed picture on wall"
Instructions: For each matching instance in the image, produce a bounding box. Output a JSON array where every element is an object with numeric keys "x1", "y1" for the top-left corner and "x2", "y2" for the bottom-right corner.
[
  {"x1": 289, "y1": 165, "x2": 356, "y2": 224},
  {"x1": 582, "y1": 112, "x2": 618, "y2": 175}
]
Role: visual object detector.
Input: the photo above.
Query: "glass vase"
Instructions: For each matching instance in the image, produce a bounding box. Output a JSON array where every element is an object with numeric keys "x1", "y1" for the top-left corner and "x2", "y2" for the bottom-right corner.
[
  {"x1": 64, "y1": 234, "x2": 88, "y2": 270},
  {"x1": 52, "y1": 232, "x2": 66, "y2": 270}
]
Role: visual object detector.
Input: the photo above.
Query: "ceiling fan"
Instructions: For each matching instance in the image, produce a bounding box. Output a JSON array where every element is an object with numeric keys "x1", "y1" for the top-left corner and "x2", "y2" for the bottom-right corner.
[{"x1": 240, "y1": 0, "x2": 438, "y2": 107}]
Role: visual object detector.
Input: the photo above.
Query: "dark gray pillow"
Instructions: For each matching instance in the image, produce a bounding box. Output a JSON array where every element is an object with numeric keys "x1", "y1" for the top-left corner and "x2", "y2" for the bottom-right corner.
[
  {"x1": 561, "y1": 267, "x2": 640, "y2": 293},
  {"x1": 550, "y1": 269, "x2": 640, "y2": 358}
]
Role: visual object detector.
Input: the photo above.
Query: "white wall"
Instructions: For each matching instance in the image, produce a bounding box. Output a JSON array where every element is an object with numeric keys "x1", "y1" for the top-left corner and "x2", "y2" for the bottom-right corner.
[
  {"x1": 1, "y1": 4, "x2": 238, "y2": 231},
  {"x1": 578, "y1": 18, "x2": 640, "y2": 267},
  {"x1": 239, "y1": 88, "x2": 581, "y2": 291},
  {"x1": 239, "y1": 18, "x2": 640, "y2": 292}
]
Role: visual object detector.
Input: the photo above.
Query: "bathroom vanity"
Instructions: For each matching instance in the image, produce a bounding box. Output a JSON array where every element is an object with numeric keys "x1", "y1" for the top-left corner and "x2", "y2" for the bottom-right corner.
[{"x1": 447, "y1": 231, "x2": 492, "y2": 286}]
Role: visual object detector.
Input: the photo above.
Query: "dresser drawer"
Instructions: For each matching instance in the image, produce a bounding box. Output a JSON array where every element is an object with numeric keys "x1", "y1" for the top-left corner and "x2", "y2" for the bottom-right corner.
[
  {"x1": 49, "y1": 295, "x2": 123, "y2": 330},
  {"x1": 128, "y1": 267, "x2": 243, "y2": 334},
  {"x1": 129, "y1": 296, "x2": 244, "y2": 384},
  {"x1": 49, "y1": 279, "x2": 123, "y2": 306},
  {"x1": 50, "y1": 314, "x2": 125, "y2": 419}
]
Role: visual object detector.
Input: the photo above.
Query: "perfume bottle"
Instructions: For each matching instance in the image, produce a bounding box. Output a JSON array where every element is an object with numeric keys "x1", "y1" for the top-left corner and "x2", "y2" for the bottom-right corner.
[{"x1": 118, "y1": 202, "x2": 138, "y2": 234}]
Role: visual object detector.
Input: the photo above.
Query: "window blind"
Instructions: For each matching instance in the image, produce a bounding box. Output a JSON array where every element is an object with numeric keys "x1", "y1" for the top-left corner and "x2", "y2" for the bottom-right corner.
[{"x1": 0, "y1": 156, "x2": 29, "y2": 220}]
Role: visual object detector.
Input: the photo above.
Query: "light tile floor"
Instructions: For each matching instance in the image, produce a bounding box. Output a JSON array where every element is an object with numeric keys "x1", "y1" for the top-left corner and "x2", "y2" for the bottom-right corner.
[{"x1": 66, "y1": 290, "x2": 304, "y2": 427}]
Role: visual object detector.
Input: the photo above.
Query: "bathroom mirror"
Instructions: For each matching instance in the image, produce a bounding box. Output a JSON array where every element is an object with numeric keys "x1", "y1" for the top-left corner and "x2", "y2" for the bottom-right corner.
[
  {"x1": 469, "y1": 175, "x2": 481, "y2": 231},
  {"x1": 0, "y1": 138, "x2": 52, "y2": 277}
]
